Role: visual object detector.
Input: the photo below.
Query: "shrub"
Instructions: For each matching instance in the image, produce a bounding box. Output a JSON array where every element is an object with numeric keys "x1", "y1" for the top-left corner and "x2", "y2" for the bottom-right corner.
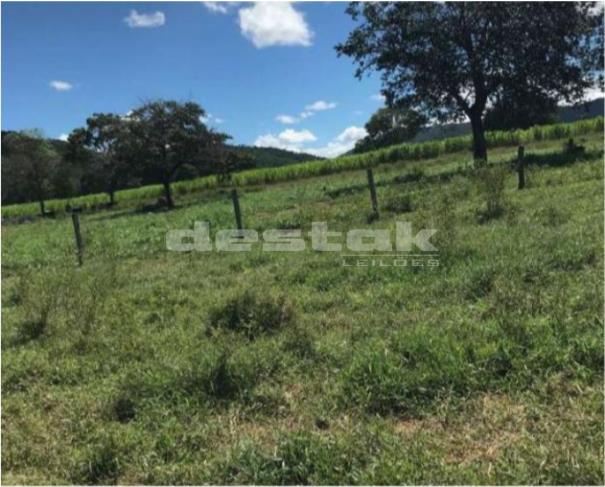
[{"x1": 208, "y1": 288, "x2": 296, "y2": 339}]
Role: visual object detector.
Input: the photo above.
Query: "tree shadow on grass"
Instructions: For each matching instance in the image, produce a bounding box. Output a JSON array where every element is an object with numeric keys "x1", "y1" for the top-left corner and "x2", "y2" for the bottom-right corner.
[{"x1": 523, "y1": 148, "x2": 602, "y2": 168}]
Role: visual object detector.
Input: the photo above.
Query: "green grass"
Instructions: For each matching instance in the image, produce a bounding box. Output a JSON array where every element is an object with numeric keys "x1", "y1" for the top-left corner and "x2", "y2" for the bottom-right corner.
[
  {"x1": 2, "y1": 117, "x2": 602, "y2": 220},
  {"x1": 1, "y1": 131, "x2": 603, "y2": 484}
]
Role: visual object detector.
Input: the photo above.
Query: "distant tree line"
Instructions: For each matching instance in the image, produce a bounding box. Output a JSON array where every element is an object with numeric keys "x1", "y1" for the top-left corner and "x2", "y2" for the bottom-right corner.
[{"x1": 1, "y1": 99, "x2": 321, "y2": 214}]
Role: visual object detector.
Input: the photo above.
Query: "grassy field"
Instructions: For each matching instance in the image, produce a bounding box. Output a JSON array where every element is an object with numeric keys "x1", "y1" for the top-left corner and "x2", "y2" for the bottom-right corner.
[{"x1": 2, "y1": 132, "x2": 604, "y2": 484}]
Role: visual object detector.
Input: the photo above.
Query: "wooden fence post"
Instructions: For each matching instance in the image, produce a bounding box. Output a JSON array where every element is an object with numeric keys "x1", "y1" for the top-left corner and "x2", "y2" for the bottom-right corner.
[
  {"x1": 517, "y1": 146, "x2": 525, "y2": 190},
  {"x1": 71, "y1": 208, "x2": 84, "y2": 266},
  {"x1": 366, "y1": 168, "x2": 379, "y2": 219},
  {"x1": 231, "y1": 188, "x2": 243, "y2": 231}
]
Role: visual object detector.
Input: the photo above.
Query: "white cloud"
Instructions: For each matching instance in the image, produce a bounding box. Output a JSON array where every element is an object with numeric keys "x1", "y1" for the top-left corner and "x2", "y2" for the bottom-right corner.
[
  {"x1": 254, "y1": 128, "x2": 316, "y2": 151},
  {"x1": 306, "y1": 126, "x2": 368, "y2": 158},
  {"x1": 275, "y1": 114, "x2": 298, "y2": 124},
  {"x1": 558, "y1": 85, "x2": 605, "y2": 106},
  {"x1": 200, "y1": 113, "x2": 225, "y2": 125},
  {"x1": 255, "y1": 126, "x2": 367, "y2": 158},
  {"x1": 238, "y1": 2, "x2": 313, "y2": 48},
  {"x1": 58, "y1": 133, "x2": 69, "y2": 141},
  {"x1": 371, "y1": 93, "x2": 386, "y2": 102},
  {"x1": 305, "y1": 100, "x2": 337, "y2": 111},
  {"x1": 273, "y1": 102, "x2": 334, "y2": 126},
  {"x1": 49, "y1": 80, "x2": 72, "y2": 91},
  {"x1": 589, "y1": 2, "x2": 604, "y2": 15},
  {"x1": 334, "y1": 126, "x2": 367, "y2": 144},
  {"x1": 204, "y1": 2, "x2": 229, "y2": 14},
  {"x1": 254, "y1": 133, "x2": 290, "y2": 149},
  {"x1": 583, "y1": 86, "x2": 605, "y2": 101},
  {"x1": 353, "y1": 110, "x2": 364, "y2": 116},
  {"x1": 124, "y1": 10, "x2": 165, "y2": 28},
  {"x1": 279, "y1": 128, "x2": 316, "y2": 144}
]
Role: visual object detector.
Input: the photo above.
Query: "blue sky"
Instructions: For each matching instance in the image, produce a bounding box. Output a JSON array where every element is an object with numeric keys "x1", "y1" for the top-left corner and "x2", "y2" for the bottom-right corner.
[{"x1": 2, "y1": 1, "x2": 387, "y2": 157}]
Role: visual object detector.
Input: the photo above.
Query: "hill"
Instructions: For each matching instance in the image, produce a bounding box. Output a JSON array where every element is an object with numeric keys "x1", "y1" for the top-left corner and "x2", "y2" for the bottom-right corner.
[
  {"x1": 413, "y1": 98, "x2": 604, "y2": 143},
  {"x1": 229, "y1": 145, "x2": 322, "y2": 168}
]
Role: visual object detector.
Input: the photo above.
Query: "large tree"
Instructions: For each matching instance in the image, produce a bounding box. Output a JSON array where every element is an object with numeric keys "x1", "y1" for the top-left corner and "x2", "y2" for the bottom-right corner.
[
  {"x1": 67, "y1": 113, "x2": 131, "y2": 206},
  {"x1": 2, "y1": 130, "x2": 58, "y2": 216},
  {"x1": 336, "y1": 2, "x2": 603, "y2": 162},
  {"x1": 355, "y1": 106, "x2": 426, "y2": 153},
  {"x1": 128, "y1": 100, "x2": 227, "y2": 208}
]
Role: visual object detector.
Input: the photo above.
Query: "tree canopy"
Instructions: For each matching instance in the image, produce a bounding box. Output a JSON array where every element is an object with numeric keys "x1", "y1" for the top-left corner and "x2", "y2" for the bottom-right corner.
[
  {"x1": 354, "y1": 106, "x2": 426, "y2": 153},
  {"x1": 336, "y1": 2, "x2": 603, "y2": 162},
  {"x1": 67, "y1": 113, "x2": 132, "y2": 205},
  {"x1": 1, "y1": 130, "x2": 59, "y2": 215},
  {"x1": 128, "y1": 100, "x2": 228, "y2": 207}
]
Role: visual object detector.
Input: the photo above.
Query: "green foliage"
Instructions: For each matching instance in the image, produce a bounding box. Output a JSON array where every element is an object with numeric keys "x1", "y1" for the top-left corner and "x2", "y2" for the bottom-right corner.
[
  {"x1": 1, "y1": 131, "x2": 60, "y2": 214},
  {"x1": 355, "y1": 106, "x2": 426, "y2": 153}
]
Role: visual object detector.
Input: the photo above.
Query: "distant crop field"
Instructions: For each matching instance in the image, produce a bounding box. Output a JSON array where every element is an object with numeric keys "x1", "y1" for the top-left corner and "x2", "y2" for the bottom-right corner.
[{"x1": 2, "y1": 131, "x2": 603, "y2": 484}]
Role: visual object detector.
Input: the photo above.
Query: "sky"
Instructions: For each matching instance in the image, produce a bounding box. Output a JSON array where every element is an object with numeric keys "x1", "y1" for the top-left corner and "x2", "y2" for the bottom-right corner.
[{"x1": 1, "y1": 1, "x2": 389, "y2": 157}]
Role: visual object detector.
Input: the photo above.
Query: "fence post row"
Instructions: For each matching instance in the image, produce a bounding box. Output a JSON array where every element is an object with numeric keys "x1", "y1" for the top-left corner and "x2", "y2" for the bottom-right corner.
[
  {"x1": 71, "y1": 208, "x2": 84, "y2": 266},
  {"x1": 231, "y1": 188, "x2": 243, "y2": 231},
  {"x1": 517, "y1": 145, "x2": 525, "y2": 190},
  {"x1": 366, "y1": 168, "x2": 379, "y2": 219}
]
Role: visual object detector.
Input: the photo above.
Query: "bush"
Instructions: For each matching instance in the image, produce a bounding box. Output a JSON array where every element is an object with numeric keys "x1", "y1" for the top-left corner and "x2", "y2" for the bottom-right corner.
[{"x1": 208, "y1": 288, "x2": 296, "y2": 340}]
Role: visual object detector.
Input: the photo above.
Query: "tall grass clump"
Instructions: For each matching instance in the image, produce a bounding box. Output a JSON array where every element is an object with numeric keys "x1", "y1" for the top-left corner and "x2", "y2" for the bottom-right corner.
[
  {"x1": 474, "y1": 165, "x2": 508, "y2": 222},
  {"x1": 208, "y1": 288, "x2": 296, "y2": 340}
]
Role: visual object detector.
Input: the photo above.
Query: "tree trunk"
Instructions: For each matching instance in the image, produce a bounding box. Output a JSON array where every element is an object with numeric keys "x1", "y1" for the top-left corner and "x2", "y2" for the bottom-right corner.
[
  {"x1": 39, "y1": 198, "x2": 46, "y2": 217},
  {"x1": 108, "y1": 190, "x2": 115, "y2": 206},
  {"x1": 470, "y1": 112, "x2": 488, "y2": 164},
  {"x1": 163, "y1": 180, "x2": 174, "y2": 208}
]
